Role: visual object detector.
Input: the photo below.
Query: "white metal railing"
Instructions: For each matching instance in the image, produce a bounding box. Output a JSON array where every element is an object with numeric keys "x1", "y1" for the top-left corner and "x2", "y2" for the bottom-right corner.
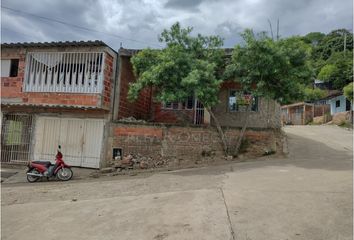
[{"x1": 24, "y1": 52, "x2": 105, "y2": 93}]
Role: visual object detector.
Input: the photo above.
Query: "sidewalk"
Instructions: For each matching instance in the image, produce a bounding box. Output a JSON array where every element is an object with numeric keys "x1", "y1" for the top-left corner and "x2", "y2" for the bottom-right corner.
[{"x1": 1, "y1": 166, "x2": 97, "y2": 184}]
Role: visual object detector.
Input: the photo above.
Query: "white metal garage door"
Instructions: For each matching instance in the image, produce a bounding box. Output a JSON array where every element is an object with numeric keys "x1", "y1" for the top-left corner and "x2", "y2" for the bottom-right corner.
[{"x1": 34, "y1": 117, "x2": 104, "y2": 168}]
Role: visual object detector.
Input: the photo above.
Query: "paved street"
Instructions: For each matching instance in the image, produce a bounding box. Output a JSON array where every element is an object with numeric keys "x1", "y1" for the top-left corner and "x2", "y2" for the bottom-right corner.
[{"x1": 1, "y1": 125, "x2": 353, "y2": 240}]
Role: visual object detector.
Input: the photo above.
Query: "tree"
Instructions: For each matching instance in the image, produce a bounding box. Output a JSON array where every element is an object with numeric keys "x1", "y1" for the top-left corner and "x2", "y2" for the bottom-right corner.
[
  {"x1": 224, "y1": 30, "x2": 312, "y2": 155},
  {"x1": 318, "y1": 29, "x2": 353, "y2": 60},
  {"x1": 303, "y1": 87, "x2": 326, "y2": 102},
  {"x1": 317, "y1": 51, "x2": 353, "y2": 89},
  {"x1": 128, "y1": 22, "x2": 230, "y2": 154},
  {"x1": 343, "y1": 82, "x2": 353, "y2": 102},
  {"x1": 343, "y1": 82, "x2": 353, "y2": 123}
]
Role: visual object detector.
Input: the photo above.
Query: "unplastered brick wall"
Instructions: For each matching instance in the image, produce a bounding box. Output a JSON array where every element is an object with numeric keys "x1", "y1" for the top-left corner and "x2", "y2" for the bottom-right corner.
[
  {"x1": 105, "y1": 122, "x2": 280, "y2": 168},
  {"x1": 152, "y1": 102, "x2": 195, "y2": 124},
  {"x1": 117, "y1": 56, "x2": 152, "y2": 120},
  {"x1": 1, "y1": 47, "x2": 114, "y2": 109}
]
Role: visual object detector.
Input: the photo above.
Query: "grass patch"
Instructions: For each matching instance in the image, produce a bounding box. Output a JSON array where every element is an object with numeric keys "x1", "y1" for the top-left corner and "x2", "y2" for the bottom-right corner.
[{"x1": 338, "y1": 121, "x2": 353, "y2": 129}]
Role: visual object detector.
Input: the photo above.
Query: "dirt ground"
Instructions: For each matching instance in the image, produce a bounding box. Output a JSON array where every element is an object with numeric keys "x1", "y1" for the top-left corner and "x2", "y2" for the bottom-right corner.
[{"x1": 1, "y1": 125, "x2": 353, "y2": 240}]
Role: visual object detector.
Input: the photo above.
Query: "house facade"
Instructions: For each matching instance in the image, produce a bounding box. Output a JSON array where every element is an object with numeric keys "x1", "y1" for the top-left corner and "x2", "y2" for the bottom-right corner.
[
  {"x1": 1, "y1": 41, "x2": 118, "y2": 168},
  {"x1": 1, "y1": 43, "x2": 282, "y2": 169},
  {"x1": 115, "y1": 48, "x2": 281, "y2": 129},
  {"x1": 327, "y1": 94, "x2": 352, "y2": 115}
]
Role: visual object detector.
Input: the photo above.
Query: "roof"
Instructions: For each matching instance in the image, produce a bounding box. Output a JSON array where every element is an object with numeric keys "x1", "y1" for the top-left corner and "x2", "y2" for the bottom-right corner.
[
  {"x1": 321, "y1": 90, "x2": 343, "y2": 100},
  {"x1": 1, "y1": 40, "x2": 110, "y2": 49},
  {"x1": 1, "y1": 102, "x2": 102, "y2": 110},
  {"x1": 118, "y1": 48, "x2": 141, "y2": 56},
  {"x1": 281, "y1": 102, "x2": 314, "y2": 108}
]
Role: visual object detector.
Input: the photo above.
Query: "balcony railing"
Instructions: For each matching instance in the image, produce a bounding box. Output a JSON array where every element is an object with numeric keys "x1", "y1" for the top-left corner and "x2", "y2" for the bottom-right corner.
[{"x1": 24, "y1": 52, "x2": 105, "y2": 93}]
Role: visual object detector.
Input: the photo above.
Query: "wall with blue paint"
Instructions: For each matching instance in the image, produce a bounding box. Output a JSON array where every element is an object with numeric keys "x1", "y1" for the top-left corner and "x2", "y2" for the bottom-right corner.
[{"x1": 328, "y1": 95, "x2": 352, "y2": 115}]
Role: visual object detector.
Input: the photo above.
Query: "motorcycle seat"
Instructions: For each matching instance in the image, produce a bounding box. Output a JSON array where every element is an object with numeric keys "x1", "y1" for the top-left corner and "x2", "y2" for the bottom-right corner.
[{"x1": 32, "y1": 161, "x2": 52, "y2": 168}]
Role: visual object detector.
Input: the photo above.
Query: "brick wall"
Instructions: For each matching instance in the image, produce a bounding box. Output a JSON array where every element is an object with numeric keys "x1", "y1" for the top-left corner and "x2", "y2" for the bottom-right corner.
[
  {"x1": 117, "y1": 56, "x2": 152, "y2": 120},
  {"x1": 105, "y1": 122, "x2": 280, "y2": 168},
  {"x1": 152, "y1": 103, "x2": 195, "y2": 124},
  {"x1": 212, "y1": 81, "x2": 281, "y2": 128},
  {"x1": 102, "y1": 53, "x2": 114, "y2": 109},
  {"x1": 1, "y1": 47, "x2": 115, "y2": 109}
]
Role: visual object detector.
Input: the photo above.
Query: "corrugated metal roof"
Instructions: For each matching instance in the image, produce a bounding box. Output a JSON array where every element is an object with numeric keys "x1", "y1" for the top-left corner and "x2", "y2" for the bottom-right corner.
[
  {"x1": 1, "y1": 40, "x2": 108, "y2": 49},
  {"x1": 1, "y1": 102, "x2": 101, "y2": 110},
  {"x1": 281, "y1": 102, "x2": 314, "y2": 108}
]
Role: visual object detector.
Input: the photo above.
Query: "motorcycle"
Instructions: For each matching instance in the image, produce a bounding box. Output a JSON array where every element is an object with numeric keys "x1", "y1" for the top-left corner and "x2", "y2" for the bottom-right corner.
[{"x1": 26, "y1": 145, "x2": 73, "y2": 183}]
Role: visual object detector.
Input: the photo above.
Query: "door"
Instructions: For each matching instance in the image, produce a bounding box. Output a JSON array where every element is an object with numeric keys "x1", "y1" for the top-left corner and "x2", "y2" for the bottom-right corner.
[{"x1": 34, "y1": 117, "x2": 104, "y2": 168}]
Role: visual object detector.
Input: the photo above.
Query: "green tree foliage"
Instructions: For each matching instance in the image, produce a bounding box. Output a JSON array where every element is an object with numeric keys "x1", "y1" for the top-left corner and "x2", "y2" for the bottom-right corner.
[
  {"x1": 128, "y1": 22, "x2": 229, "y2": 154},
  {"x1": 343, "y1": 82, "x2": 353, "y2": 102},
  {"x1": 317, "y1": 51, "x2": 353, "y2": 89},
  {"x1": 302, "y1": 32, "x2": 325, "y2": 48},
  {"x1": 303, "y1": 87, "x2": 327, "y2": 102},
  {"x1": 128, "y1": 22, "x2": 224, "y2": 108},
  {"x1": 224, "y1": 30, "x2": 312, "y2": 104},
  {"x1": 224, "y1": 30, "x2": 312, "y2": 154},
  {"x1": 317, "y1": 29, "x2": 353, "y2": 60}
]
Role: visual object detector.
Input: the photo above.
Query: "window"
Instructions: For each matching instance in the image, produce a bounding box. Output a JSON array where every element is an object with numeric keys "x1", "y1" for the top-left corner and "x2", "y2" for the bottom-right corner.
[
  {"x1": 229, "y1": 90, "x2": 258, "y2": 112},
  {"x1": 162, "y1": 96, "x2": 195, "y2": 110},
  {"x1": 335, "y1": 100, "x2": 340, "y2": 108},
  {"x1": 1, "y1": 59, "x2": 18, "y2": 77},
  {"x1": 10, "y1": 59, "x2": 19, "y2": 77}
]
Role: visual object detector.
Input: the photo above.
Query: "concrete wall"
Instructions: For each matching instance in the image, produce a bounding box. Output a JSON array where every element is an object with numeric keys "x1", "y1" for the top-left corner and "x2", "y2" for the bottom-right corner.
[
  {"x1": 104, "y1": 122, "x2": 281, "y2": 168},
  {"x1": 1, "y1": 46, "x2": 115, "y2": 110},
  {"x1": 212, "y1": 85, "x2": 281, "y2": 129},
  {"x1": 328, "y1": 95, "x2": 352, "y2": 115}
]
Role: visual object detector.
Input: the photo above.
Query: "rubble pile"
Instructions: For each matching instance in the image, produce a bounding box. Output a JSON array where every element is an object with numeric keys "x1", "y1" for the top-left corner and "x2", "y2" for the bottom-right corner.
[
  {"x1": 119, "y1": 117, "x2": 147, "y2": 124},
  {"x1": 109, "y1": 154, "x2": 166, "y2": 171}
]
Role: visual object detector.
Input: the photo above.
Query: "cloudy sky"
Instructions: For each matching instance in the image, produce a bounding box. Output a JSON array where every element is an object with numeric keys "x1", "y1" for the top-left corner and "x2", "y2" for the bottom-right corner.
[{"x1": 1, "y1": 0, "x2": 352, "y2": 49}]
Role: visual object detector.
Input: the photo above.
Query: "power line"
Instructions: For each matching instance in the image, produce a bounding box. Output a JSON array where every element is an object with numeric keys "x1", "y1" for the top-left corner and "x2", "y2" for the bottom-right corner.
[
  {"x1": 1, "y1": 5, "x2": 162, "y2": 48},
  {"x1": 2, "y1": 26, "x2": 38, "y2": 40}
]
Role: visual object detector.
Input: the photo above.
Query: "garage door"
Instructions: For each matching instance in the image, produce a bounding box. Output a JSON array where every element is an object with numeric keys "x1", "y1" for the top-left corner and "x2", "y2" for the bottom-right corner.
[{"x1": 34, "y1": 117, "x2": 104, "y2": 168}]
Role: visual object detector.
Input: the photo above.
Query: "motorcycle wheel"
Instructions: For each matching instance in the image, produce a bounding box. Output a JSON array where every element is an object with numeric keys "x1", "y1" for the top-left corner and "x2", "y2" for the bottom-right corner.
[
  {"x1": 56, "y1": 168, "x2": 73, "y2": 181},
  {"x1": 27, "y1": 169, "x2": 40, "y2": 183}
]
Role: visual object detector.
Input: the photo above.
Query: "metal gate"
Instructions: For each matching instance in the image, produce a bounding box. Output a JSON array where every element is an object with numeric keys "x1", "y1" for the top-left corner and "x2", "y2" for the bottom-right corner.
[
  {"x1": 34, "y1": 117, "x2": 104, "y2": 168},
  {"x1": 1, "y1": 114, "x2": 34, "y2": 164},
  {"x1": 194, "y1": 100, "x2": 204, "y2": 125}
]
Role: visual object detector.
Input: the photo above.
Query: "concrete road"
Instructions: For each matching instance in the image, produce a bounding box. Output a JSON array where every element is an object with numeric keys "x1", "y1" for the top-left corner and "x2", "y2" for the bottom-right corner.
[{"x1": 2, "y1": 125, "x2": 352, "y2": 240}]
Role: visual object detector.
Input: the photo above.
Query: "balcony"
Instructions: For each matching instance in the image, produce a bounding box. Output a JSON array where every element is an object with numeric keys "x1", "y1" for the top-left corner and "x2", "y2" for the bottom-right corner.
[{"x1": 24, "y1": 52, "x2": 105, "y2": 93}]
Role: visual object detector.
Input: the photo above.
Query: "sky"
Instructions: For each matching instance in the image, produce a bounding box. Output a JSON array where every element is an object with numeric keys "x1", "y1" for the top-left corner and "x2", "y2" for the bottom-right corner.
[{"x1": 1, "y1": 0, "x2": 353, "y2": 50}]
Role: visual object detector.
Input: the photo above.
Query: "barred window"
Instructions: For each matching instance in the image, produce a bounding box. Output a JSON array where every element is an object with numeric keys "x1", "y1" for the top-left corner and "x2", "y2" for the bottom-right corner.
[{"x1": 229, "y1": 90, "x2": 258, "y2": 112}]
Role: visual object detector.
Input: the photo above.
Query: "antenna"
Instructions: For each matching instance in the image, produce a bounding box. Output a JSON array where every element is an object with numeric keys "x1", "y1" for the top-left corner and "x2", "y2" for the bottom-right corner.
[
  {"x1": 268, "y1": 19, "x2": 274, "y2": 40},
  {"x1": 276, "y1": 18, "x2": 279, "y2": 41}
]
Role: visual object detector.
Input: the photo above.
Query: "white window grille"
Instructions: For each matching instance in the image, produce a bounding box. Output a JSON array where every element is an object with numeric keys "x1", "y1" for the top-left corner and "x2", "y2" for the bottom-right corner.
[{"x1": 24, "y1": 52, "x2": 105, "y2": 93}]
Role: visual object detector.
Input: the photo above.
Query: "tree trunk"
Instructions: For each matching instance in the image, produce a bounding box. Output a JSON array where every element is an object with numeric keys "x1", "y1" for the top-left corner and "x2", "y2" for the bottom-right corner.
[
  {"x1": 205, "y1": 107, "x2": 229, "y2": 156},
  {"x1": 233, "y1": 101, "x2": 252, "y2": 156}
]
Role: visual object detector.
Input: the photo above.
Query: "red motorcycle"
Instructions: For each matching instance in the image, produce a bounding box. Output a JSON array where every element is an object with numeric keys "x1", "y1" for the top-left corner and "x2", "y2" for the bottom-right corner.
[{"x1": 26, "y1": 145, "x2": 73, "y2": 182}]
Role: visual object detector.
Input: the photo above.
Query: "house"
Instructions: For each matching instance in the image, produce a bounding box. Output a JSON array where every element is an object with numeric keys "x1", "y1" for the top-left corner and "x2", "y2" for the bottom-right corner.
[
  {"x1": 326, "y1": 93, "x2": 352, "y2": 115},
  {"x1": 115, "y1": 48, "x2": 281, "y2": 129},
  {"x1": 281, "y1": 102, "x2": 314, "y2": 125},
  {"x1": 1, "y1": 43, "x2": 282, "y2": 169},
  {"x1": 104, "y1": 49, "x2": 282, "y2": 167},
  {"x1": 1, "y1": 41, "x2": 118, "y2": 168}
]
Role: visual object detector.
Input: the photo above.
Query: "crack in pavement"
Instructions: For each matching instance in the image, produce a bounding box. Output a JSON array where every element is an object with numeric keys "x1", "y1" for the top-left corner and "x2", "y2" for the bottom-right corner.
[{"x1": 219, "y1": 187, "x2": 236, "y2": 240}]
